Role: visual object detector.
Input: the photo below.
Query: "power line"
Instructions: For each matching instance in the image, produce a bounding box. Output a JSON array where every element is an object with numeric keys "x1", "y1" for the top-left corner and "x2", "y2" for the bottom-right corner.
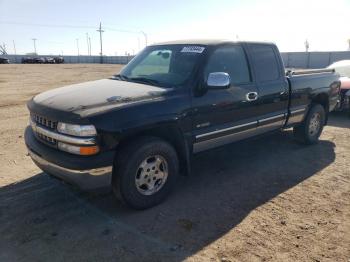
[
  {"x1": 0, "y1": 21, "x2": 142, "y2": 34},
  {"x1": 0, "y1": 21, "x2": 96, "y2": 29},
  {"x1": 1, "y1": 21, "x2": 149, "y2": 55}
]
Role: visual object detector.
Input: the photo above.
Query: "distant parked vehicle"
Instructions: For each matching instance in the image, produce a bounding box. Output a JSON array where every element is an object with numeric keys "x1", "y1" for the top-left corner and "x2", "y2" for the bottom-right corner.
[
  {"x1": 53, "y1": 56, "x2": 64, "y2": 64},
  {"x1": 22, "y1": 57, "x2": 34, "y2": 64},
  {"x1": 0, "y1": 57, "x2": 10, "y2": 64},
  {"x1": 34, "y1": 57, "x2": 45, "y2": 64},
  {"x1": 44, "y1": 57, "x2": 55, "y2": 64},
  {"x1": 22, "y1": 56, "x2": 64, "y2": 64},
  {"x1": 328, "y1": 60, "x2": 350, "y2": 113}
]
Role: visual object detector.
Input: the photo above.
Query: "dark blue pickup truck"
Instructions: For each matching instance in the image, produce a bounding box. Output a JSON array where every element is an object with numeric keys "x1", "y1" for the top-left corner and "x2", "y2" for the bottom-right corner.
[{"x1": 25, "y1": 40, "x2": 340, "y2": 209}]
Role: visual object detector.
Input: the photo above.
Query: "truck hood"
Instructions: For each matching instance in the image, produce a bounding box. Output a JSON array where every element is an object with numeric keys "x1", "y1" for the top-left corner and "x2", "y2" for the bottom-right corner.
[{"x1": 33, "y1": 78, "x2": 168, "y2": 117}]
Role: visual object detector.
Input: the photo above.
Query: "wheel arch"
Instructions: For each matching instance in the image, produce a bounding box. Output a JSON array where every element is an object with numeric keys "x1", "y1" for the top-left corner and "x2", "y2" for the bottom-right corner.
[
  {"x1": 311, "y1": 92, "x2": 329, "y2": 124},
  {"x1": 114, "y1": 124, "x2": 192, "y2": 178}
]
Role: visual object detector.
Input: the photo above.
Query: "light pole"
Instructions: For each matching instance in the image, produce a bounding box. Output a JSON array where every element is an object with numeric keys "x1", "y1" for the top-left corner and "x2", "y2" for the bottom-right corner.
[
  {"x1": 88, "y1": 37, "x2": 92, "y2": 56},
  {"x1": 140, "y1": 31, "x2": 148, "y2": 47},
  {"x1": 76, "y1": 38, "x2": 80, "y2": 56},
  {"x1": 86, "y1": 33, "x2": 90, "y2": 55},
  {"x1": 304, "y1": 39, "x2": 309, "y2": 52},
  {"x1": 32, "y1": 38, "x2": 37, "y2": 54},
  {"x1": 13, "y1": 40, "x2": 16, "y2": 55}
]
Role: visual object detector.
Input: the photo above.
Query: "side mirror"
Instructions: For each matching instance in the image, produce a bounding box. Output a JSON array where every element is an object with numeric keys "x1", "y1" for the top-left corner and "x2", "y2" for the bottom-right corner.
[{"x1": 207, "y1": 72, "x2": 231, "y2": 89}]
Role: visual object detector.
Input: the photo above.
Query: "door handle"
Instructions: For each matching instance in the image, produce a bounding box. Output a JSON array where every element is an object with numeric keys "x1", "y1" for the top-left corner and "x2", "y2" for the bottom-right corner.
[{"x1": 246, "y1": 92, "x2": 258, "y2": 102}]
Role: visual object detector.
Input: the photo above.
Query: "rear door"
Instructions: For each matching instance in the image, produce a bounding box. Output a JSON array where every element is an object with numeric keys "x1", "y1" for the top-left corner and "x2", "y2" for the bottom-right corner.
[
  {"x1": 246, "y1": 44, "x2": 289, "y2": 132},
  {"x1": 192, "y1": 44, "x2": 260, "y2": 152}
]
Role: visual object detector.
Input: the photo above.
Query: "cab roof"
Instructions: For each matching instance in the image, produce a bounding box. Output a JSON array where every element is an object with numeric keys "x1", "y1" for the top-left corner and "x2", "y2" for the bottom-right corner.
[{"x1": 152, "y1": 39, "x2": 275, "y2": 46}]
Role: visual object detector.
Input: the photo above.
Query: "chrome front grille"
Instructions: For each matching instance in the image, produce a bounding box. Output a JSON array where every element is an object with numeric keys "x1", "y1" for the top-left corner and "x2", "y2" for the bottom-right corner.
[
  {"x1": 29, "y1": 115, "x2": 96, "y2": 148},
  {"x1": 31, "y1": 113, "x2": 57, "y2": 130},
  {"x1": 36, "y1": 131, "x2": 57, "y2": 145},
  {"x1": 30, "y1": 113, "x2": 58, "y2": 146}
]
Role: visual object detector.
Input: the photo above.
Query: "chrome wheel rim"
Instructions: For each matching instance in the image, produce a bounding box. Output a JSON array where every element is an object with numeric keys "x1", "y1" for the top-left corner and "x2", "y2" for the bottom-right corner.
[
  {"x1": 309, "y1": 112, "x2": 321, "y2": 136},
  {"x1": 135, "y1": 155, "x2": 168, "y2": 196}
]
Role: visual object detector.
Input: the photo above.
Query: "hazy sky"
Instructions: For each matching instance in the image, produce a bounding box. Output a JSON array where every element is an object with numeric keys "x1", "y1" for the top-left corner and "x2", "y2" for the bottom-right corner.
[{"x1": 0, "y1": 0, "x2": 349, "y2": 55}]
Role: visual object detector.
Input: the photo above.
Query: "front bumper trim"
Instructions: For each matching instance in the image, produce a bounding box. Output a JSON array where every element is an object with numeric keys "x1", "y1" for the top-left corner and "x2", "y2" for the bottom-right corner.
[{"x1": 28, "y1": 149, "x2": 113, "y2": 191}]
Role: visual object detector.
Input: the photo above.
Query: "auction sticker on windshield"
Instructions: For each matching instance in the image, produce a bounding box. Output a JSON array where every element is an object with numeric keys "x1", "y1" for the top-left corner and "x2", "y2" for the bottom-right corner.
[{"x1": 181, "y1": 46, "x2": 205, "y2": 53}]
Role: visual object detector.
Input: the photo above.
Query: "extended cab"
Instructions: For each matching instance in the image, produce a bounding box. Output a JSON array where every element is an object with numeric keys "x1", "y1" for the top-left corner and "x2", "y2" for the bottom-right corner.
[{"x1": 25, "y1": 40, "x2": 340, "y2": 209}]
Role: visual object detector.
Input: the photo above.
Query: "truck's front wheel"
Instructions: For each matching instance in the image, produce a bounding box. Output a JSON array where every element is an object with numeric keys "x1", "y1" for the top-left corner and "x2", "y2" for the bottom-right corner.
[
  {"x1": 293, "y1": 104, "x2": 326, "y2": 144},
  {"x1": 112, "y1": 137, "x2": 179, "y2": 209}
]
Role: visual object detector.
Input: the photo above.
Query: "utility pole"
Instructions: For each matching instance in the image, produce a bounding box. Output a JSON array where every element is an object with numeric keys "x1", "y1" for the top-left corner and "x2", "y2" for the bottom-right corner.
[
  {"x1": 12, "y1": 40, "x2": 16, "y2": 55},
  {"x1": 348, "y1": 39, "x2": 350, "y2": 51},
  {"x1": 32, "y1": 38, "x2": 37, "y2": 55},
  {"x1": 76, "y1": 38, "x2": 80, "y2": 56},
  {"x1": 140, "y1": 31, "x2": 148, "y2": 47},
  {"x1": 97, "y1": 22, "x2": 104, "y2": 63}
]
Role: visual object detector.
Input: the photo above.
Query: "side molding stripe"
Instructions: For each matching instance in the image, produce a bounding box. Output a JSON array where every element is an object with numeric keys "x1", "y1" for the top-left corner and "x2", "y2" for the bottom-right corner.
[{"x1": 195, "y1": 121, "x2": 257, "y2": 139}]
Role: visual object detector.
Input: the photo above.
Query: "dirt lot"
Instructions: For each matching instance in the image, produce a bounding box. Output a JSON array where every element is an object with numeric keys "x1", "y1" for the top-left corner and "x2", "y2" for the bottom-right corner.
[{"x1": 0, "y1": 64, "x2": 349, "y2": 262}]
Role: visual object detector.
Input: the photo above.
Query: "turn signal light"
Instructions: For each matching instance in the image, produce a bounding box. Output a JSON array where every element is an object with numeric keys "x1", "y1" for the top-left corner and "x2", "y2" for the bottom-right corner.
[
  {"x1": 58, "y1": 142, "x2": 100, "y2": 156},
  {"x1": 79, "y1": 146, "x2": 100, "y2": 155}
]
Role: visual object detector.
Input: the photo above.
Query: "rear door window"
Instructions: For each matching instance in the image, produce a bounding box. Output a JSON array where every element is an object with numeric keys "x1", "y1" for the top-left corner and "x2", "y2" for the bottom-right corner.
[{"x1": 250, "y1": 45, "x2": 280, "y2": 82}]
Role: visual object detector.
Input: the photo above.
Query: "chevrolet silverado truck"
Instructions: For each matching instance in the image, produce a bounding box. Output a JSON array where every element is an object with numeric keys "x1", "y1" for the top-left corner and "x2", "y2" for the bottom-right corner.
[{"x1": 25, "y1": 40, "x2": 340, "y2": 209}]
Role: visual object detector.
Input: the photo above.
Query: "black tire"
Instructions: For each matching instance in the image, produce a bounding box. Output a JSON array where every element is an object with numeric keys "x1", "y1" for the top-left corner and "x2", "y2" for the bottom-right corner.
[
  {"x1": 293, "y1": 104, "x2": 326, "y2": 145},
  {"x1": 112, "y1": 137, "x2": 179, "y2": 210}
]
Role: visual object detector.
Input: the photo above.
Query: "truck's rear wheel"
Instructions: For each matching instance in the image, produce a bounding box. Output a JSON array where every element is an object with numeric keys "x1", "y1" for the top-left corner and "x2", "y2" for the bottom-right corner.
[
  {"x1": 293, "y1": 104, "x2": 325, "y2": 144},
  {"x1": 112, "y1": 137, "x2": 179, "y2": 209}
]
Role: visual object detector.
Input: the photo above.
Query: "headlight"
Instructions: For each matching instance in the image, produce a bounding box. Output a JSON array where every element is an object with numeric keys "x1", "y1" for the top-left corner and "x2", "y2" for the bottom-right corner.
[{"x1": 57, "y1": 122, "x2": 97, "y2": 137}]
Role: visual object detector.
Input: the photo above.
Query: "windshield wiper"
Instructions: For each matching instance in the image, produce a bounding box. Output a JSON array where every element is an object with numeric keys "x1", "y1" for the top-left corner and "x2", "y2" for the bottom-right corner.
[
  {"x1": 113, "y1": 75, "x2": 167, "y2": 87},
  {"x1": 128, "y1": 77, "x2": 162, "y2": 87},
  {"x1": 113, "y1": 74, "x2": 129, "y2": 81}
]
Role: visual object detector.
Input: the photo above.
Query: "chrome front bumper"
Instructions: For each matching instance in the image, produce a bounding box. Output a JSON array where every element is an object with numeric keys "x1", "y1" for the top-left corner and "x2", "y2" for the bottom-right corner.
[{"x1": 28, "y1": 149, "x2": 113, "y2": 192}]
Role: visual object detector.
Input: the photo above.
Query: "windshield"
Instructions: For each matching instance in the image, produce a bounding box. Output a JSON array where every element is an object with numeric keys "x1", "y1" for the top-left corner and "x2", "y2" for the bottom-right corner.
[{"x1": 118, "y1": 45, "x2": 205, "y2": 88}]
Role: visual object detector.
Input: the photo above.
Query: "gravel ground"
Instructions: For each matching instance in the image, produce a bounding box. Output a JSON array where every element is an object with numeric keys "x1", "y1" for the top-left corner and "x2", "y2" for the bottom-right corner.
[{"x1": 0, "y1": 64, "x2": 349, "y2": 262}]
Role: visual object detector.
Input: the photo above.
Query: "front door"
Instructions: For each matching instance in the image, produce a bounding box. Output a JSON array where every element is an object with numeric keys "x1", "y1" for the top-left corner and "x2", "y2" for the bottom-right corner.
[{"x1": 192, "y1": 44, "x2": 260, "y2": 153}]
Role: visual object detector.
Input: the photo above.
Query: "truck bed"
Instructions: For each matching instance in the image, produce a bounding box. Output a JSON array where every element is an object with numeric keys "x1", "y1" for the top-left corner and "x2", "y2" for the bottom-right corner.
[{"x1": 286, "y1": 69, "x2": 340, "y2": 118}]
